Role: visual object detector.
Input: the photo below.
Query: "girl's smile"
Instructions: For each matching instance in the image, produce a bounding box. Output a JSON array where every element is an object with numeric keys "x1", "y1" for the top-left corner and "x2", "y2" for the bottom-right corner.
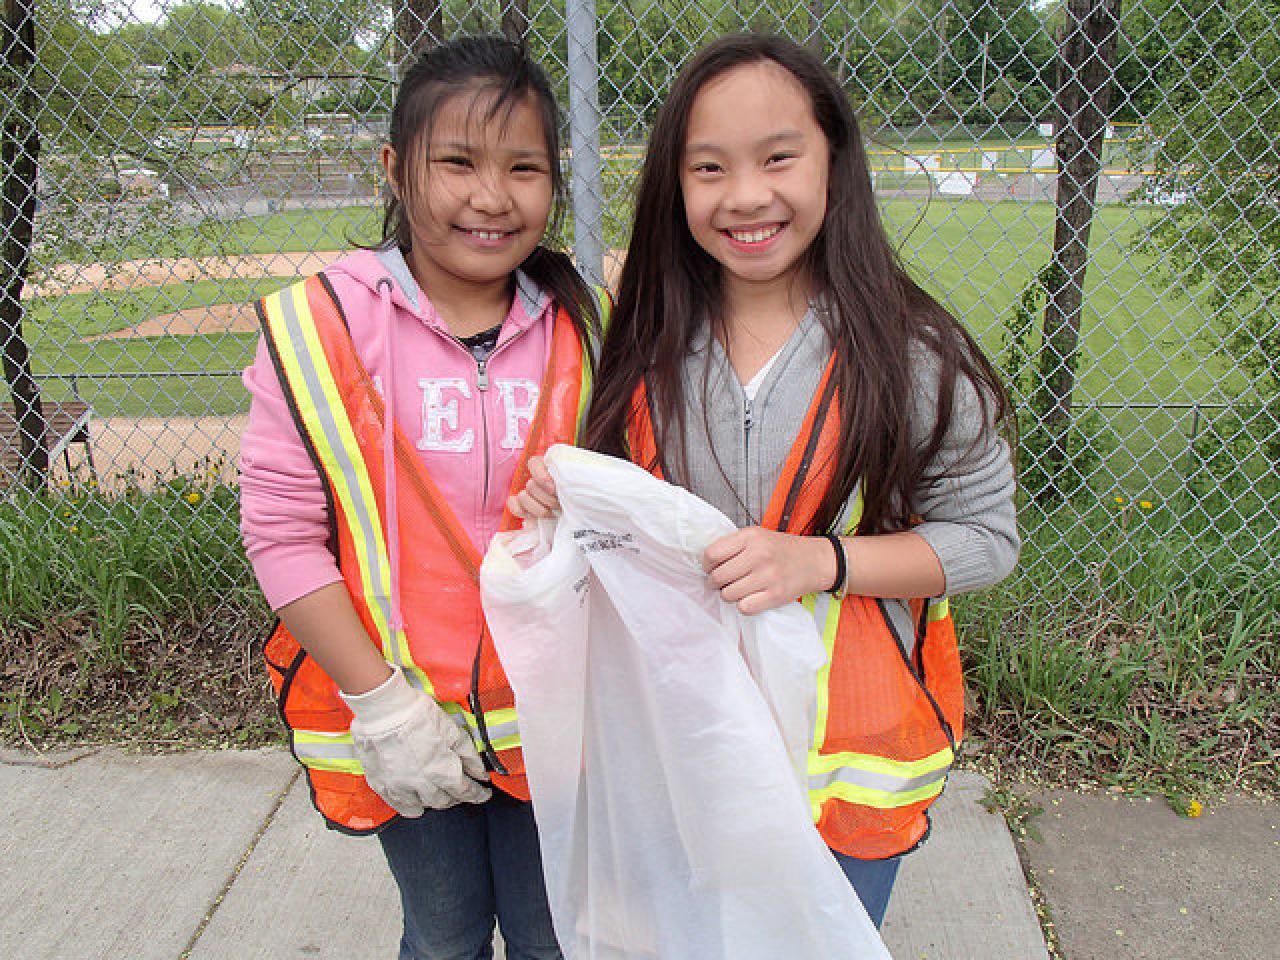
[
  {"x1": 455, "y1": 225, "x2": 521, "y2": 248},
  {"x1": 723, "y1": 222, "x2": 788, "y2": 250}
]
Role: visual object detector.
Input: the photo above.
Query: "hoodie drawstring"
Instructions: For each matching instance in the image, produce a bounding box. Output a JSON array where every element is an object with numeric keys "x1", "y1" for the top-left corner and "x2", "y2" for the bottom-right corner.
[{"x1": 376, "y1": 277, "x2": 405, "y2": 635}]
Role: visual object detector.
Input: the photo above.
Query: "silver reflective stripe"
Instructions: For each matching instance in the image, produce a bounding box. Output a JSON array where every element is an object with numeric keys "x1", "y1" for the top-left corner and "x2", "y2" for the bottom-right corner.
[
  {"x1": 478, "y1": 715, "x2": 520, "y2": 743},
  {"x1": 294, "y1": 736, "x2": 357, "y2": 761},
  {"x1": 276, "y1": 287, "x2": 397, "y2": 657},
  {"x1": 808, "y1": 590, "x2": 835, "y2": 635},
  {"x1": 809, "y1": 762, "x2": 949, "y2": 796},
  {"x1": 442, "y1": 706, "x2": 521, "y2": 745},
  {"x1": 835, "y1": 482, "x2": 862, "y2": 536}
]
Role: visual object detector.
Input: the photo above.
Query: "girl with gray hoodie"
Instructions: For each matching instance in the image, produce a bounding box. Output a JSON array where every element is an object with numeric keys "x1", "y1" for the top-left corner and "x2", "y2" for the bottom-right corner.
[{"x1": 511, "y1": 33, "x2": 1019, "y2": 930}]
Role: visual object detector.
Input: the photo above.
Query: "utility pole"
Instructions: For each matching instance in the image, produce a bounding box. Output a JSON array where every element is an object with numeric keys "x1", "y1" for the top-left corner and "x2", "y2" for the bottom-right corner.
[
  {"x1": 980, "y1": 30, "x2": 990, "y2": 113},
  {"x1": 566, "y1": 0, "x2": 603, "y2": 288}
]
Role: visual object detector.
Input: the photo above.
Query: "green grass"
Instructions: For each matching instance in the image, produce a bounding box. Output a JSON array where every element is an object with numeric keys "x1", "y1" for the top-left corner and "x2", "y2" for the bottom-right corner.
[
  {"x1": 189, "y1": 204, "x2": 384, "y2": 257},
  {"x1": 0, "y1": 477, "x2": 275, "y2": 747},
  {"x1": 957, "y1": 486, "x2": 1279, "y2": 800},
  {"x1": 879, "y1": 200, "x2": 1231, "y2": 406},
  {"x1": 27, "y1": 198, "x2": 1245, "y2": 483},
  {"x1": 28, "y1": 277, "x2": 285, "y2": 417},
  {"x1": 61, "y1": 204, "x2": 386, "y2": 265},
  {"x1": 1, "y1": 476, "x2": 1274, "y2": 801}
]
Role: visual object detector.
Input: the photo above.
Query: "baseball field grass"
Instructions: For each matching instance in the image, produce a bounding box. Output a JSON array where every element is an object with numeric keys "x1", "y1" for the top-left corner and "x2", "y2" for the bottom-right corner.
[{"x1": 26, "y1": 197, "x2": 1239, "y2": 494}]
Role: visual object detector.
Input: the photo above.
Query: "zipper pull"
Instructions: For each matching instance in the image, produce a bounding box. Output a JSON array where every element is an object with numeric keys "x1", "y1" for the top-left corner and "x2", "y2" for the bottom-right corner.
[
  {"x1": 744, "y1": 397, "x2": 754, "y2": 433},
  {"x1": 476, "y1": 358, "x2": 489, "y2": 392}
]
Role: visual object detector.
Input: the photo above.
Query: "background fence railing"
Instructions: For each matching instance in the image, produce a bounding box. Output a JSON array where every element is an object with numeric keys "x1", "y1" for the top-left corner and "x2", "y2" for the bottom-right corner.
[{"x1": 3, "y1": 0, "x2": 1278, "y2": 623}]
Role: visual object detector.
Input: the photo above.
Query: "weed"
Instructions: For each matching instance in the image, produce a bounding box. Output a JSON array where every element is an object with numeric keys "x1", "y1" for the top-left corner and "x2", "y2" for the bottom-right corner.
[{"x1": 981, "y1": 783, "x2": 1046, "y2": 843}]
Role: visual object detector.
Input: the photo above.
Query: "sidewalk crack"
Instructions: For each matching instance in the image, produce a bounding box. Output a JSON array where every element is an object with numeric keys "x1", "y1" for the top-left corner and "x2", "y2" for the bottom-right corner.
[
  {"x1": 178, "y1": 765, "x2": 303, "y2": 960},
  {"x1": 0, "y1": 746, "x2": 101, "y2": 769}
]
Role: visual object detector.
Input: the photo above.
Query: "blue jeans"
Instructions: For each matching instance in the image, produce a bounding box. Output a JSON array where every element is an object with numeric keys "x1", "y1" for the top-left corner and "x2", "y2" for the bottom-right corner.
[
  {"x1": 832, "y1": 850, "x2": 902, "y2": 928},
  {"x1": 378, "y1": 791, "x2": 561, "y2": 960}
]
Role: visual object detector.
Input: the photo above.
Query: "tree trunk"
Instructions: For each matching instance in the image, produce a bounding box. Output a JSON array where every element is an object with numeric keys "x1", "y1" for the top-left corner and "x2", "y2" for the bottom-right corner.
[
  {"x1": 1036, "y1": 0, "x2": 1121, "y2": 501},
  {"x1": 1, "y1": 0, "x2": 45, "y2": 488},
  {"x1": 394, "y1": 0, "x2": 444, "y2": 76},
  {"x1": 502, "y1": 0, "x2": 531, "y2": 42},
  {"x1": 807, "y1": 0, "x2": 825, "y2": 59}
]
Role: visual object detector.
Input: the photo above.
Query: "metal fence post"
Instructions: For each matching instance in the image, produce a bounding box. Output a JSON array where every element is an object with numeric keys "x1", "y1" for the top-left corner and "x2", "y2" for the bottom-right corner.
[{"x1": 566, "y1": 0, "x2": 604, "y2": 289}]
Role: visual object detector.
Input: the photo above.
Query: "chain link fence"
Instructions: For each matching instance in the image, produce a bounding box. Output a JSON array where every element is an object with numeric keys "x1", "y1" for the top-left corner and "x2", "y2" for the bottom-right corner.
[{"x1": 3, "y1": 0, "x2": 1278, "y2": 624}]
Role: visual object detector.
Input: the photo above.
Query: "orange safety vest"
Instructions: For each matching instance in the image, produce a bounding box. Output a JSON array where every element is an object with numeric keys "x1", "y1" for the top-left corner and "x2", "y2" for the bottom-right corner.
[
  {"x1": 256, "y1": 274, "x2": 592, "y2": 834},
  {"x1": 626, "y1": 357, "x2": 962, "y2": 860}
]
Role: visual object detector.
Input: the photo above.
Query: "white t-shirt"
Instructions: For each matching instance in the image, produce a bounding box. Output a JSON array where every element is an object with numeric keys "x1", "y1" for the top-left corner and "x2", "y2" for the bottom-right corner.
[{"x1": 741, "y1": 348, "x2": 783, "y2": 402}]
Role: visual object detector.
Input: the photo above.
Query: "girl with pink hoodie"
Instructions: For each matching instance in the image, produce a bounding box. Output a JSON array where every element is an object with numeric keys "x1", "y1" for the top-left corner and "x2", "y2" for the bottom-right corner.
[{"x1": 239, "y1": 36, "x2": 597, "y2": 960}]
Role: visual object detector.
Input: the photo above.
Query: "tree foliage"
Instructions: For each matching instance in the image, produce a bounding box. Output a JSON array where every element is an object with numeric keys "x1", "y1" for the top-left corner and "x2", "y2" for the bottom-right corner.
[{"x1": 1138, "y1": 0, "x2": 1280, "y2": 453}]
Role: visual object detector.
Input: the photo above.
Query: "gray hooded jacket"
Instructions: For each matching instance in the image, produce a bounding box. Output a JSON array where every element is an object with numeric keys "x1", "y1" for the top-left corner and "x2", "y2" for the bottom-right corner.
[{"x1": 657, "y1": 309, "x2": 1020, "y2": 649}]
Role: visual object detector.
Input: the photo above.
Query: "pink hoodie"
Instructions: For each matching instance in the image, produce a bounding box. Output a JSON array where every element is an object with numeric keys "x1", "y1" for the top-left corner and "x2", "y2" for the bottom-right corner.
[{"x1": 239, "y1": 247, "x2": 555, "y2": 611}]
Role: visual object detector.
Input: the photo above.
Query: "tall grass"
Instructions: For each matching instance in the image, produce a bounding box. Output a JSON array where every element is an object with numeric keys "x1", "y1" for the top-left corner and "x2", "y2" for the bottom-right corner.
[
  {"x1": 2, "y1": 465, "x2": 1275, "y2": 800},
  {"x1": 958, "y1": 487, "x2": 1280, "y2": 800},
  {"x1": 0, "y1": 470, "x2": 270, "y2": 745}
]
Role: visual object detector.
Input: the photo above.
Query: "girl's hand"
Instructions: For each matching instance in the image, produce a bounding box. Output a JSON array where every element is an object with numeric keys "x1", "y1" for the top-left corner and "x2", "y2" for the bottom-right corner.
[
  {"x1": 703, "y1": 526, "x2": 838, "y2": 615},
  {"x1": 507, "y1": 455, "x2": 561, "y2": 519}
]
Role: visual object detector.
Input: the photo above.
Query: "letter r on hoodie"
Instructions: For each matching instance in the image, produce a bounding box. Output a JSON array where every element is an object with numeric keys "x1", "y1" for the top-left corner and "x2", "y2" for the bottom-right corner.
[
  {"x1": 496, "y1": 378, "x2": 540, "y2": 450},
  {"x1": 418, "y1": 378, "x2": 474, "y2": 452}
]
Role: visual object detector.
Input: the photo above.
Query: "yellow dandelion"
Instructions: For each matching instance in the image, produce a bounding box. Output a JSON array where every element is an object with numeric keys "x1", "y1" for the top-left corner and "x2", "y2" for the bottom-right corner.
[
  {"x1": 69, "y1": 525, "x2": 78, "y2": 534},
  {"x1": 1114, "y1": 495, "x2": 1126, "y2": 505},
  {"x1": 62, "y1": 510, "x2": 71, "y2": 518},
  {"x1": 1140, "y1": 500, "x2": 1153, "y2": 510},
  {"x1": 185, "y1": 491, "x2": 201, "y2": 504},
  {"x1": 1186, "y1": 800, "x2": 1203, "y2": 818}
]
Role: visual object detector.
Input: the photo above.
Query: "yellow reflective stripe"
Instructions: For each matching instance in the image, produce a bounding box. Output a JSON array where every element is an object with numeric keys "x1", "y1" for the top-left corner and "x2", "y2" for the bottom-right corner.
[
  {"x1": 577, "y1": 288, "x2": 607, "y2": 437},
  {"x1": 575, "y1": 350, "x2": 593, "y2": 441},
  {"x1": 809, "y1": 744, "x2": 953, "y2": 780},
  {"x1": 593, "y1": 284, "x2": 612, "y2": 332},
  {"x1": 801, "y1": 486, "x2": 864, "y2": 751},
  {"x1": 263, "y1": 284, "x2": 428, "y2": 694},
  {"x1": 806, "y1": 592, "x2": 840, "y2": 752},
  {"x1": 483, "y1": 732, "x2": 522, "y2": 752},
  {"x1": 927, "y1": 597, "x2": 950, "y2": 622},
  {"x1": 810, "y1": 775, "x2": 948, "y2": 814},
  {"x1": 265, "y1": 285, "x2": 394, "y2": 656},
  {"x1": 439, "y1": 703, "x2": 522, "y2": 751},
  {"x1": 301, "y1": 757, "x2": 363, "y2": 774},
  {"x1": 291, "y1": 707, "x2": 526, "y2": 773},
  {"x1": 292, "y1": 729, "x2": 363, "y2": 774},
  {"x1": 808, "y1": 746, "x2": 953, "y2": 815},
  {"x1": 839, "y1": 485, "x2": 864, "y2": 536}
]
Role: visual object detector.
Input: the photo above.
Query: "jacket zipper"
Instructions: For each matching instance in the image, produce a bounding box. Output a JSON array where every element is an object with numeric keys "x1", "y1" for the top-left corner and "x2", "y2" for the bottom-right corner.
[
  {"x1": 743, "y1": 395, "x2": 754, "y2": 516},
  {"x1": 476, "y1": 356, "x2": 490, "y2": 510},
  {"x1": 464, "y1": 329, "x2": 528, "y2": 779},
  {"x1": 384, "y1": 314, "x2": 530, "y2": 777},
  {"x1": 393, "y1": 309, "x2": 538, "y2": 777}
]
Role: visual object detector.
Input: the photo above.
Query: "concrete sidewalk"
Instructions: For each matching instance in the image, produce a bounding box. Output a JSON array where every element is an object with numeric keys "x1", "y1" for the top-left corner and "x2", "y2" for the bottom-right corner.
[{"x1": 2, "y1": 746, "x2": 1049, "y2": 959}]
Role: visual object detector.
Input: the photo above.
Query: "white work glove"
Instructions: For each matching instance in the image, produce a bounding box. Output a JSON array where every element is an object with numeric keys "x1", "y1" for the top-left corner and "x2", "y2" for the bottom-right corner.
[{"x1": 340, "y1": 666, "x2": 491, "y2": 817}]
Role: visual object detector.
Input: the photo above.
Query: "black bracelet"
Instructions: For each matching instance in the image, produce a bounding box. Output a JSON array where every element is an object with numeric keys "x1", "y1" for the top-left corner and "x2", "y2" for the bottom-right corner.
[{"x1": 821, "y1": 533, "x2": 846, "y2": 595}]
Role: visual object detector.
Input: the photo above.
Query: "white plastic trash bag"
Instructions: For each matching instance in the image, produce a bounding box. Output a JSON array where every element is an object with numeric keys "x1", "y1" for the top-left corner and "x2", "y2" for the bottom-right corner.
[{"x1": 480, "y1": 445, "x2": 892, "y2": 960}]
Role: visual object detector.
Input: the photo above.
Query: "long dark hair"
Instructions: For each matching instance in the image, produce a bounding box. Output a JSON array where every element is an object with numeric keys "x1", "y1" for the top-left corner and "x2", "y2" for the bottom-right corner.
[
  {"x1": 585, "y1": 33, "x2": 1011, "y2": 536},
  {"x1": 379, "y1": 35, "x2": 598, "y2": 342}
]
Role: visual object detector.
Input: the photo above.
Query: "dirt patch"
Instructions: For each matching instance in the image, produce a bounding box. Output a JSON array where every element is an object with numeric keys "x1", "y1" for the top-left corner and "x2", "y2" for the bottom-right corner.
[
  {"x1": 58, "y1": 248, "x2": 625, "y2": 341},
  {"x1": 86, "y1": 302, "x2": 261, "y2": 341},
  {"x1": 46, "y1": 416, "x2": 246, "y2": 493},
  {"x1": 2, "y1": 604, "x2": 278, "y2": 750},
  {"x1": 28, "y1": 251, "x2": 345, "y2": 299}
]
